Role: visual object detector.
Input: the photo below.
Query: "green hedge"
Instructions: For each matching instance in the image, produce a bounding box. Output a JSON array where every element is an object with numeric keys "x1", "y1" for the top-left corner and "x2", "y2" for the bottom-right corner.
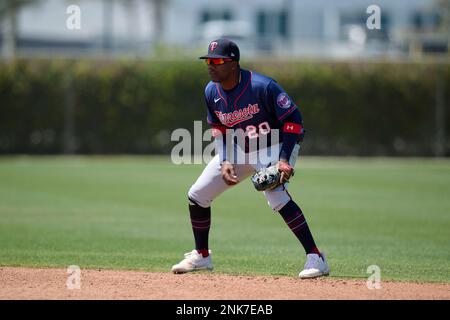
[{"x1": 0, "y1": 59, "x2": 448, "y2": 156}]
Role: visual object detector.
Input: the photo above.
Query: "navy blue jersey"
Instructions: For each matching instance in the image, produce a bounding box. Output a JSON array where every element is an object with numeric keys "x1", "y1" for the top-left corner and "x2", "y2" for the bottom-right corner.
[{"x1": 204, "y1": 69, "x2": 303, "y2": 152}]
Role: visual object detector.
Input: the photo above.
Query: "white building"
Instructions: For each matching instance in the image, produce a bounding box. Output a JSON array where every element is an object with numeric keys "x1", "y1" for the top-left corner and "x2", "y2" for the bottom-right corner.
[{"x1": 1, "y1": 0, "x2": 447, "y2": 58}]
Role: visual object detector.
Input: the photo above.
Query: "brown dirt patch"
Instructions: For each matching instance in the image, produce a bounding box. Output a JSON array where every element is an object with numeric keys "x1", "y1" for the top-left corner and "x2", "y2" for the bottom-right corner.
[{"x1": 0, "y1": 267, "x2": 449, "y2": 300}]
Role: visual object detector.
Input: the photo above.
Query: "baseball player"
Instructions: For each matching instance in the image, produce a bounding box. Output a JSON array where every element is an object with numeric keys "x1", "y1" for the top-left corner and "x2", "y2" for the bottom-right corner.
[{"x1": 172, "y1": 38, "x2": 329, "y2": 279}]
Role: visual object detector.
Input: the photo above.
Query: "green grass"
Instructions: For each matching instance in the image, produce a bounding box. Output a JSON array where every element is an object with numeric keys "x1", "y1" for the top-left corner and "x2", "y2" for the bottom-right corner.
[{"x1": 0, "y1": 156, "x2": 449, "y2": 282}]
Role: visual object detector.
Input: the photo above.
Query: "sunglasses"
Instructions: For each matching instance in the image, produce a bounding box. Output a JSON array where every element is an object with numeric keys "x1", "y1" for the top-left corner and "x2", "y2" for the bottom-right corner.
[{"x1": 205, "y1": 58, "x2": 233, "y2": 65}]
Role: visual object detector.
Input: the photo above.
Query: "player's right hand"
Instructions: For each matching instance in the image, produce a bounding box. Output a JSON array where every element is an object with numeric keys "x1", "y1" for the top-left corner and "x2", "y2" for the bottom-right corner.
[
  {"x1": 277, "y1": 160, "x2": 294, "y2": 184},
  {"x1": 221, "y1": 161, "x2": 239, "y2": 185}
]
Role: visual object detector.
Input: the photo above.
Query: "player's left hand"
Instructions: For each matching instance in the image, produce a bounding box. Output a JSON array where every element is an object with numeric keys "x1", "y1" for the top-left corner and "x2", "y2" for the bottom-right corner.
[{"x1": 277, "y1": 160, "x2": 294, "y2": 184}]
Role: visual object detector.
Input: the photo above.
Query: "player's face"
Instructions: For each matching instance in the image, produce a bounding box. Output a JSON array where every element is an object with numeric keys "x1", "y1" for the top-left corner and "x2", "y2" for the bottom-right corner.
[{"x1": 206, "y1": 59, "x2": 236, "y2": 83}]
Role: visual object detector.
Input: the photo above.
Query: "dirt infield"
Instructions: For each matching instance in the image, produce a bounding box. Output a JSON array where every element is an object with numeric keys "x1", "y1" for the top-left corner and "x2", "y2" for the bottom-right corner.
[{"x1": 0, "y1": 267, "x2": 449, "y2": 300}]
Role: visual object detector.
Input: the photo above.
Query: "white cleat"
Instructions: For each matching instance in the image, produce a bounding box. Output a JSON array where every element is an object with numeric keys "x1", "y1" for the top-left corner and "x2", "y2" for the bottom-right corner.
[
  {"x1": 171, "y1": 249, "x2": 213, "y2": 274},
  {"x1": 299, "y1": 253, "x2": 330, "y2": 279}
]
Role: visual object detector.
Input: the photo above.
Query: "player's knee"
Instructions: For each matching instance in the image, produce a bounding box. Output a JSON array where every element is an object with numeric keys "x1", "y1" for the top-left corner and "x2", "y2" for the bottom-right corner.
[
  {"x1": 187, "y1": 186, "x2": 211, "y2": 209},
  {"x1": 268, "y1": 198, "x2": 290, "y2": 211},
  {"x1": 264, "y1": 189, "x2": 291, "y2": 211}
]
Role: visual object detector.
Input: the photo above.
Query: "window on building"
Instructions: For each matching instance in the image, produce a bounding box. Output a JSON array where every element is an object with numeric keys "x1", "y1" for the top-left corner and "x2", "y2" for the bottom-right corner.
[
  {"x1": 200, "y1": 10, "x2": 233, "y2": 23},
  {"x1": 278, "y1": 10, "x2": 288, "y2": 38},
  {"x1": 223, "y1": 10, "x2": 232, "y2": 21},
  {"x1": 257, "y1": 11, "x2": 267, "y2": 36},
  {"x1": 256, "y1": 10, "x2": 289, "y2": 38},
  {"x1": 201, "y1": 11, "x2": 211, "y2": 23},
  {"x1": 412, "y1": 11, "x2": 441, "y2": 30}
]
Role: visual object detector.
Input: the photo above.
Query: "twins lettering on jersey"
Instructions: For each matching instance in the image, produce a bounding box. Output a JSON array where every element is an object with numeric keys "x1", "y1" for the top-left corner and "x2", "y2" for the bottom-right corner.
[{"x1": 214, "y1": 103, "x2": 260, "y2": 127}]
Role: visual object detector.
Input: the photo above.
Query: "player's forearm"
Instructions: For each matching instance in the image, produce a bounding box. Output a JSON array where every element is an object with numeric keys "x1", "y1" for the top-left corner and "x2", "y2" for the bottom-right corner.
[{"x1": 279, "y1": 133, "x2": 299, "y2": 161}]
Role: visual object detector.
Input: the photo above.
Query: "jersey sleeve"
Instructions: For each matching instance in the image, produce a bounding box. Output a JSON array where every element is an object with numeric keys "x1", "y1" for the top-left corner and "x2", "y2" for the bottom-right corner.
[
  {"x1": 266, "y1": 80, "x2": 299, "y2": 122},
  {"x1": 204, "y1": 85, "x2": 222, "y2": 126},
  {"x1": 206, "y1": 102, "x2": 222, "y2": 126},
  {"x1": 204, "y1": 84, "x2": 228, "y2": 162},
  {"x1": 265, "y1": 81, "x2": 305, "y2": 161}
]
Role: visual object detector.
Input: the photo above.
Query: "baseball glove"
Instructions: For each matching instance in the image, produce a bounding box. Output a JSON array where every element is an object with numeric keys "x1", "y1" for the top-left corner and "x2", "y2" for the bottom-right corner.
[
  {"x1": 250, "y1": 165, "x2": 279, "y2": 191},
  {"x1": 251, "y1": 162, "x2": 295, "y2": 191}
]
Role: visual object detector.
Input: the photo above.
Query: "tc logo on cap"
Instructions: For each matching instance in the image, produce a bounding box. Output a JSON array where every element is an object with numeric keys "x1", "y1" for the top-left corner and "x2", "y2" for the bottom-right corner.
[{"x1": 210, "y1": 41, "x2": 218, "y2": 51}]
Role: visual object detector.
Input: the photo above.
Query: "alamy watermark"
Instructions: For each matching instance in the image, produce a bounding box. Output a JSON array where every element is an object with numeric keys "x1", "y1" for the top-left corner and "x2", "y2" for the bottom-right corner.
[
  {"x1": 170, "y1": 121, "x2": 281, "y2": 165},
  {"x1": 66, "y1": 265, "x2": 81, "y2": 289},
  {"x1": 366, "y1": 5, "x2": 381, "y2": 30},
  {"x1": 366, "y1": 265, "x2": 381, "y2": 289},
  {"x1": 66, "y1": 5, "x2": 81, "y2": 30}
]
